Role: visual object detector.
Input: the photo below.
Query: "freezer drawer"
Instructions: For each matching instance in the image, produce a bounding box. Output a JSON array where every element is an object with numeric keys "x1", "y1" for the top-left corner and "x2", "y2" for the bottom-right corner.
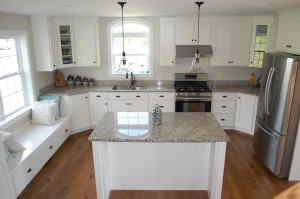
[{"x1": 253, "y1": 121, "x2": 286, "y2": 177}]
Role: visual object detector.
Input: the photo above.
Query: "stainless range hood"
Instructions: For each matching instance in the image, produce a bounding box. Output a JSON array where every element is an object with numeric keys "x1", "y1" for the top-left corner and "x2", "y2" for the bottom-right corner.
[{"x1": 175, "y1": 45, "x2": 213, "y2": 58}]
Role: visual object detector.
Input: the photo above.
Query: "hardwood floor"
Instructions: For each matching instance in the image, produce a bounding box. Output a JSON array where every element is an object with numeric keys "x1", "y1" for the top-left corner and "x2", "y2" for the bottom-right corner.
[{"x1": 18, "y1": 130, "x2": 298, "y2": 199}]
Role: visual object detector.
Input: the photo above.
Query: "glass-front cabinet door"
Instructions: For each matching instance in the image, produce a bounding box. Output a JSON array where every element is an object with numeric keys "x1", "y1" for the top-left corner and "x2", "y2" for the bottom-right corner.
[
  {"x1": 249, "y1": 23, "x2": 271, "y2": 68},
  {"x1": 58, "y1": 24, "x2": 76, "y2": 67}
]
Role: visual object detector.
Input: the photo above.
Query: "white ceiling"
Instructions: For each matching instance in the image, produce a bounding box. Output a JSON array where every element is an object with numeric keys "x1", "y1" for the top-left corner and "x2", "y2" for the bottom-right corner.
[{"x1": 0, "y1": 0, "x2": 300, "y2": 17}]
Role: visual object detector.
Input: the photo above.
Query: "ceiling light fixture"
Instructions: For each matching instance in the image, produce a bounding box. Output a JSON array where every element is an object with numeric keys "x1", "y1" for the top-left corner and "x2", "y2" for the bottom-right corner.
[
  {"x1": 116, "y1": 1, "x2": 130, "y2": 73},
  {"x1": 189, "y1": 1, "x2": 204, "y2": 73}
]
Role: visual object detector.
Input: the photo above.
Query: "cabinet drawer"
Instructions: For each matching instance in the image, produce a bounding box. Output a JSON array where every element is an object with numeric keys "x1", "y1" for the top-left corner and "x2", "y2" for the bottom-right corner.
[
  {"x1": 12, "y1": 152, "x2": 42, "y2": 195},
  {"x1": 149, "y1": 92, "x2": 175, "y2": 100},
  {"x1": 108, "y1": 92, "x2": 148, "y2": 100},
  {"x1": 213, "y1": 92, "x2": 237, "y2": 101},
  {"x1": 212, "y1": 100, "x2": 236, "y2": 113},
  {"x1": 214, "y1": 113, "x2": 235, "y2": 127},
  {"x1": 40, "y1": 133, "x2": 59, "y2": 166},
  {"x1": 130, "y1": 92, "x2": 148, "y2": 100},
  {"x1": 89, "y1": 92, "x2": 107, "y2": 100},
  {"x1": 107, "y1": 92, "x2": 131, "y2": 99}
]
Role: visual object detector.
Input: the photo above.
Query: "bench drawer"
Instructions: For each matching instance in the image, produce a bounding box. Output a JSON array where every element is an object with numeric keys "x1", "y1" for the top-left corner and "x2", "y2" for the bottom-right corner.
[{"x1": 12, "y1": 151, "x2": 42, "y2": 195}]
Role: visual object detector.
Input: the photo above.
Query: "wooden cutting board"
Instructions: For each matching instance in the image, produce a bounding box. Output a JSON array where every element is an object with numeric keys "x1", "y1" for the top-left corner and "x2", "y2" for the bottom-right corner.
[{"x1": 54, "y1": 69, "x2": 66, "y2": 87}]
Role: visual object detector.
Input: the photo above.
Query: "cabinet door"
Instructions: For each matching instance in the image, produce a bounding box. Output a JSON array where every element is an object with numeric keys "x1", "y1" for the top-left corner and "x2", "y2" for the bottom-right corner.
[
  {"x1": 230, "y1": 22, "x2": 252, "y2": 66},
  {"x1": 130, "y1": 100, "x2": 149, "y2": 112},
  {"x1": 90, "y1": 100, "x2": 108, "y2": 126},
  {"x1": 211, "y1": 21, "x2": 232, "y2": 66},
  {"x1": 235, "y1": 94, "x2": 257, "y2": 135},
  {"x1": 75, "y1": 21, "x2": 99, "y2": 66},
  {"x1": 160, "y1": 20, "x2": 175, "y2": 66},
  {"x1": 71, "y1": 94, "x2": 90, "y2": 132},
  {"x1": 109, "y1": 100, "x2": 128, "y2": 112},
  {"x1": 57, "y1": 23, "x2": 76, "y2": 67},
  {"x1": 249, "y1": 23, "x2": 271, "y2": 68},
  {"x1": 197, "y1": 21, "x2": 212, "y2": 45},
  {"x1": 276, "y1": 19, "x2": 294, "y2": 52},
  {"x1": 175, "y1": 21, "x2": 196, "y2": 45},
  {"x1": 149, "y1": 100, "x2": 174, "y2": 112}
]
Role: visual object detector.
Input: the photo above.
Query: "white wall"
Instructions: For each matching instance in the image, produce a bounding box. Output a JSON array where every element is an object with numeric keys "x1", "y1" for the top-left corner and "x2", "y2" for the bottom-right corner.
[
  {"x1": 60, "y1": 16, "x2": 263, "y2": 81},
  {"x1": 0, "y1": 12, "x2": 53, "y2": 97}
]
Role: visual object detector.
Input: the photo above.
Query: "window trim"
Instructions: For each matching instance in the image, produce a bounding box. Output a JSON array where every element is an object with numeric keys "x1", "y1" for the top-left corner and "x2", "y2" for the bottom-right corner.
[
  {"x1": 107, "y1": 18, "x2": 153, "y2": 78},
  {"x1": 0, "y1": 30, "x2": 35, "y2": 124}
]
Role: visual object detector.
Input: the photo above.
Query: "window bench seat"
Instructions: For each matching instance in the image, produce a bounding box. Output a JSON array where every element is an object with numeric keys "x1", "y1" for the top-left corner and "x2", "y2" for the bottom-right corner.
[{"x1": 5, "y1": 115, "x2": 71, "y2": 197}]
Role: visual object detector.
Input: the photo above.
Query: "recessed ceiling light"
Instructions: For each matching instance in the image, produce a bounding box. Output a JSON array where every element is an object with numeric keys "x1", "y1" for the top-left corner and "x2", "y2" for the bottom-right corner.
[
  {"x1": 60, "y1": 4, "x2": 72, "y2": 7},
  {"x1": 255, "y1": 4, "x2": 270, "y2": 7}
]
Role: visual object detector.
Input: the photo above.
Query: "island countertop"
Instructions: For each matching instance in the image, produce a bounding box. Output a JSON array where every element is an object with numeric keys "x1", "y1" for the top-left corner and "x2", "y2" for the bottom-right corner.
[{"x1": 88, "y1": 112, "x2": 229, "y2": 143}]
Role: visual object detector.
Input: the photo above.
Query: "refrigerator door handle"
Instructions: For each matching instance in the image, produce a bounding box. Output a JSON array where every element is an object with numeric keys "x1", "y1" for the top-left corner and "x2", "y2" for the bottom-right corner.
[
  {"x1": 256, "y1": 120, "x2": 279, "y2": 140},
  {"x1": 265, "y1": 67, "x2": 273, "y2": 114},
  {"x1": 266, "y1": 67, "x2": 275, "y2": 115}
]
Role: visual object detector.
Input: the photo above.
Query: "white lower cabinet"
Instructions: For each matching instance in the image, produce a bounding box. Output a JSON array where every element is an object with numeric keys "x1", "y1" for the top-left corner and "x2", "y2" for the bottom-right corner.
[
  {"x1": 70, "y1": 93, "x2": 90, "y2": 133},
  {"x1": 212, "y1": 92, "x2": 237, "y2": 129},
  {"x1": 12, "y1": 151, "x2": 43, "y2": 196},
  {"x1": 89, "y1": 92, "x2": 108, "y2": 126},
  {"x1": 235, "y1": 93, "x2": 258, "y2": 135},
  {"x1": 148, "y1": 92, "x2": 175, "y2": 112},
  {"x1": 108, "y1": 92, "x2": 149, "y2": 112}
]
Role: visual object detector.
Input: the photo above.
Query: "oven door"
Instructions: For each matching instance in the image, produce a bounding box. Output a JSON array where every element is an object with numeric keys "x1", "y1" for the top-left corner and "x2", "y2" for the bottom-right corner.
[{"x1": 175, "y1": 97, "x2": 212, "y2": 112}]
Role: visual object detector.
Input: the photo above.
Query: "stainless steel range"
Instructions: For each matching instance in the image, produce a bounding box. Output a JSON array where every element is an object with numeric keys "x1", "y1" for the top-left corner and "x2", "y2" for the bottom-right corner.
[{"x1": 174, "y1": 73, "x2": 212, "y2": 112}]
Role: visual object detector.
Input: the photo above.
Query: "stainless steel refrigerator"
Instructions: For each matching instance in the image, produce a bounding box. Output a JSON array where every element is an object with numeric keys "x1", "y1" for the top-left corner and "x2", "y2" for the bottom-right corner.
[{"x1": 253, "y1": 53, "x2": 300, "y2": 178}]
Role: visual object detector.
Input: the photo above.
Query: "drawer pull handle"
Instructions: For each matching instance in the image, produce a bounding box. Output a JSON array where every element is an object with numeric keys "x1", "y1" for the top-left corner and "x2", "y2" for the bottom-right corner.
[
  {"x1": 49, "y1": 145, "x2": 53, "y2": 149},
  {"x1": 116, "y1": 96, "x2": 120, "y2": 98},
  {"x1": 221, "y1": 119, "x2": 226, "y2": 121},
  {"x1": 222, "y1": 106, "x2": 227, "y2": 108},
  {"x1": 85, "y1": 97, "x2": 88, "y2": 99},
  {"x1": 159, "y1": 95, "x2": 164, "y2": 98},
  {"x1": 96, "y1": 95, "x2": 101, "y2": 98},
  {"x1": 222, "y1": 96, "x2": 227, "y2": 98},
  {"x1": 65, "y1": 129, "x2": 68, "y2": 132},
  {"x1": 27, "y1": 168, "x2": 32, "y2": 173},
  {"x1": 136, "y1": 95, "x2": 141, "y2": 98},
  {"x1": 159, "y1": 105, "x2": 164, "y2": 108}
]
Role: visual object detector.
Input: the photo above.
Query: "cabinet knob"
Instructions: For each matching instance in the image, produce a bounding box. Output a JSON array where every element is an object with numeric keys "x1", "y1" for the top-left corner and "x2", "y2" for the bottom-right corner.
[
  {"x1": 228, "y1": 61, "x2": 230, "y2": 63},
  {"x1": 238, "y1": 97, "x2": 241, "y2": 99},
  {"x1": 85, "y1": 97, "x2": 88, "y2": 99},
  {"x1": 128, "y1": 103, "x2": 131, "y2": 105},
  {"x1": 250, "y1": 62, "x2": 253, "y2": 64},
  {"x1": 126, "y1": 103, "x2": 127, "y2": 105},
  {"x1": 94, "y1": 61, "x2": 96, "y2": 63},
  {"x1": 191, "y1": 39, "x2": 194, "y2": 41},
  {"x1": 49, "y1": 145, "x2": 53, "y2": 149},
  {"x1": 27, "y1": 168, "x2": 32, "y2": 173},
  {"x1": 231, "y1": 61, "x2": 234, "y2": 63},
  {"x1": 65, "y1": 129, "x2": 68, "y2": 132},
  {"x1": 53, "y1": 65, "x2": 56, "y2": 67},
  {"x1": 222, "y1": 95, "x2": 227, "y2": 98},
  {"x1": 116, "y1": 95, "x2": 120, "y2": 98},
  {"x1": 105, "y1": 103, "x2": 107, "y2": 105},
  {"x1": 221, "y1": 119, "x2": 225, "y2": 121},
  {"x1": 96, "y1": 95, "x2": 101, "y2": 98},
  {"x1": 222, "y1": 106, "x2": 227, "y2": 108},
  {"x1": 159, "y1": 105, "x2": 164, "y2": 108},
  {"x1": 172, "y1": 61, "x2": 174, "y2": 63},
  {"x1": 286, "y1": 45, "x2": 292, "y2": 48},
  {"x1": 74, "y1": 62, "x2": 76, "y2": 64},
  {"x1": 159, "y1": 95, "x2": 164, "y2": 98},
  {"x1": 136, "y1": 95, "x2": 141, "y2": 98}
]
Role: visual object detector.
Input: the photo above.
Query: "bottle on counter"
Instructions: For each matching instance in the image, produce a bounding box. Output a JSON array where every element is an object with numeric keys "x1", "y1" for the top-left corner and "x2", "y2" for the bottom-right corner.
[{"x1": 152, "y1": 104, "x2": 162, "y2": 125}]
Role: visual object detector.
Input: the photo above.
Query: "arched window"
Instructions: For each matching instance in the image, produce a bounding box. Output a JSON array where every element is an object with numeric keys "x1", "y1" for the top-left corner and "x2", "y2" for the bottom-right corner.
[{"x1": 109, "y1": 19, "x2": 152, "y2": 75}]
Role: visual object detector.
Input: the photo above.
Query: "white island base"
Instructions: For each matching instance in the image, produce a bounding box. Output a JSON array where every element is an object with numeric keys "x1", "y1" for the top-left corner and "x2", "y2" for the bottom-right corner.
[{"x1": 92, "y1": 141, "x2": 227, "y2": 199}]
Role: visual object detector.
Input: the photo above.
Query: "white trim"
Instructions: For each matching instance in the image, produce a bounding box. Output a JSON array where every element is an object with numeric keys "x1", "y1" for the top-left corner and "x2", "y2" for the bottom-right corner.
[{"x1": 0, "y1": 106, "x2": 31, "y2": 130}]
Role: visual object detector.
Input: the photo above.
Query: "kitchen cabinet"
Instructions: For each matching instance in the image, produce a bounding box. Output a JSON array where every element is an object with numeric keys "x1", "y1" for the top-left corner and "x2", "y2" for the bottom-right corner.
[
  {"x1": 148, "y1": 92, "x2": 175, "y2": 112},
  {"x1": 74, "y1": 20, "x2": 100, "y2": 67},
  {"x1": 235, "y1": 93, "x2": 258, "y2": 135},
  {"x1": 108, "y1": 92, "x2": 148, "y2": 112},
  {"x1": 211, "y1": 21, "x2": 252, "y2": 67},
  {"x1": 89, "y1": 92, "x2": 108, "y2": 126},
  {"x1": 212, "y1": 92, "x2": 237, "y2": 128},
  {"x1": 31, "y1": 16, "x2": 60, "y2": 71},
  {"x1": 276, "y1": 16, "x2": 300, "y2": 54},
  {"x1": 249, "y1": 17, "x2": 272, "y2": 68},
  {"x1": 70, "y1": 93, "x2": 90, "y2": 132},
  {"x1": 175, "y1": 19, "x2": 212, "y2": 45},
  {"x1": 160, "y1": 19, "x2": 175, "y2": 66}
]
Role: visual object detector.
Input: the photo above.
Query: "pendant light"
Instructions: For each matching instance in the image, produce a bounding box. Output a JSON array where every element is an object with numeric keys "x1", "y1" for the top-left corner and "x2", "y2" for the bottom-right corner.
[
  {"x1": 189, "y1": 1, "x2": 204, "y2": 73},
  {"x1": 116, "y1": 2, "x2": 130, "y2": 73}
]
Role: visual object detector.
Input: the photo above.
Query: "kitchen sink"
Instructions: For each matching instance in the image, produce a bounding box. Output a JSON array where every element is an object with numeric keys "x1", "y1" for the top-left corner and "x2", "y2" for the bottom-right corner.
[{"x1": 112, "y1": 85, "x2": 147, "y2": 90}]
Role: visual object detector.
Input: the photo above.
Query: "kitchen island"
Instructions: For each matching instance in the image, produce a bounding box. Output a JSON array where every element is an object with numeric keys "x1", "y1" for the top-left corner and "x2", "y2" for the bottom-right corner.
[{"x1": 89, "y1": 112, "x2": 229, "y2": 199}]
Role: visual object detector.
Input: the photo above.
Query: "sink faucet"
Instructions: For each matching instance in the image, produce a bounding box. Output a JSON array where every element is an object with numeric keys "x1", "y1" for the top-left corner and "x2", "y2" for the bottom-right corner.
[{"x1": 130, "y1": 72, "x2": 135, "y2": 86}]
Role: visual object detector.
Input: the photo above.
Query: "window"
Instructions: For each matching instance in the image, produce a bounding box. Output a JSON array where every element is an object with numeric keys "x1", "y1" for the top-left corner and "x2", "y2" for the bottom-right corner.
[
  {"x1": 109, "y1": 19, "x2": 152, "y2": 75},
  {"x1": 0, "y1": 32, "x2": 34, "y2": 121}
]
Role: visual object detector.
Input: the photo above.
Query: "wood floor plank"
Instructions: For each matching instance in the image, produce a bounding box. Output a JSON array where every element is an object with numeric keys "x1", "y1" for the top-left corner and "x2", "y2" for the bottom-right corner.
[{"x1": 17, "y1": 129, "x2": 298, "y2": 199}]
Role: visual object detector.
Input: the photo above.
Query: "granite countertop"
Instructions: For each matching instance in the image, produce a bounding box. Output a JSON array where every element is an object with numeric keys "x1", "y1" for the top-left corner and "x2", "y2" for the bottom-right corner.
[
  {"x1": 211, "y1": 85, "x2": 260, "y2": 96},
  {"x1": 88, "y1": 112, "x2": 229, "y2": 143},
  {"x1": 43, "y1": 85, "x2": 175, "y2": 95}
]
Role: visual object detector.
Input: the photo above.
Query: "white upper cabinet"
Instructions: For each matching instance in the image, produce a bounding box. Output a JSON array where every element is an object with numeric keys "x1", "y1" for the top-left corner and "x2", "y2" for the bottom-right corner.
[
  {"x1": 249, "y1": 17, "x2": 272, "y2": 68},
  {"x1": 74, "y1": 20, "x2": 100, "y2": 67},
  {"x1": 160, "y1": 19, "x2": 175, "y2": 66},
  {"x1": 211, "y1": 20, "x2": 252, "y2": 67},
  {"x1": 31, "y1": 16, "x2": 60, "y2": 71},
  {"x1": 276, "y1": 16, "x2": 300, "y2": 54},
  {"x1": 175, "y1": 19, "x2": 212, "y2": 45}
]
